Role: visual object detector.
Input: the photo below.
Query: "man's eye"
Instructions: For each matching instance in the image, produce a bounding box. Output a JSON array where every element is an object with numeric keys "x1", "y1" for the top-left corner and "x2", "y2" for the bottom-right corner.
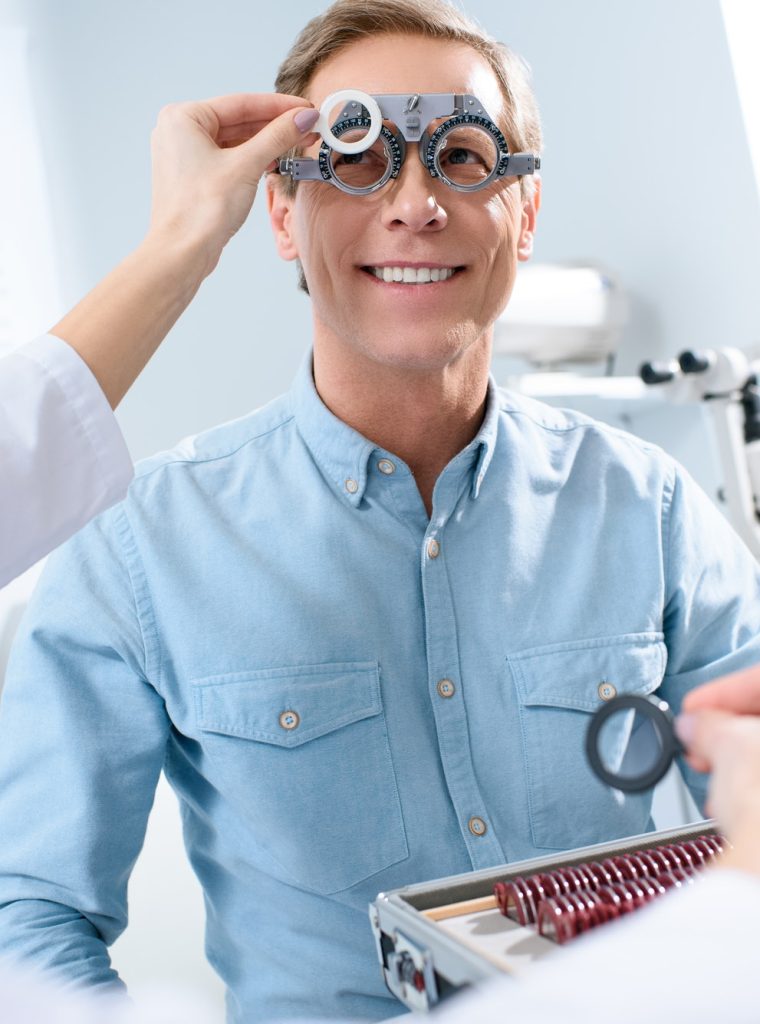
[
  {"x1": 338, "y1": 152, "x2": 364, "y2": 165},
  {"x1": 447, "y1": 148, "x2": 477, "y2": 165}
]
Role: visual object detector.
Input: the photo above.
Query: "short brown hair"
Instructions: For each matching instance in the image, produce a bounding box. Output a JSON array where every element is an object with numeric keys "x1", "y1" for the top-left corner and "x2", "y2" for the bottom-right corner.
[
  {"x1": 274, "y1": 0, "x2": 542, "y2": 192},
  {"x1": 271, "y1": 0, "x2": 542, "y2": 291}
]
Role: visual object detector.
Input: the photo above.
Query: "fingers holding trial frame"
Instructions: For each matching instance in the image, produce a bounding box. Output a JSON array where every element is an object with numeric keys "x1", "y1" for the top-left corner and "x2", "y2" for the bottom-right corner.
[{"x1": 147, "y1": 93, "x2": 320, "y2": 271}]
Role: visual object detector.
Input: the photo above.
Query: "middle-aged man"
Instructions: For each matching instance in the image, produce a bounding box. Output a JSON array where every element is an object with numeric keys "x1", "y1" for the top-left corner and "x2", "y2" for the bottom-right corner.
[{"x1": 1, "y1": 2, "x2": 760, "y2": 1022}]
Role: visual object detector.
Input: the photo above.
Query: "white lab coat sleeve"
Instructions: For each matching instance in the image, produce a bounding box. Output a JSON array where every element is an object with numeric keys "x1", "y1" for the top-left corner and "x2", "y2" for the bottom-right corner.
[
  {"x1": 430, "y1": 869, "x2": 760, "y2": 1024},
  {"x1": 0, "y1": 334, "x2": 133, "y2": 587}
]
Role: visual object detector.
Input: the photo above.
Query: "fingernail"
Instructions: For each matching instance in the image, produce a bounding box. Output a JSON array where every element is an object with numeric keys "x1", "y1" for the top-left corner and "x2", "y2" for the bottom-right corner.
[
  {"x1": 675, "y1": 712, "x2": 695, "y2": 744},
  {"x1": 295, "y1": 108, "x2": 320, "y2": 133}
]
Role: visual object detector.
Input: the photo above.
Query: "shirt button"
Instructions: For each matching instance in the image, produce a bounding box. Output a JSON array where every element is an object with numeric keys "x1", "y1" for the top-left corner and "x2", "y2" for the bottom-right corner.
[
  {"x1": 345, "y1": 478, "x2": 358, "y2": 494},
  {"x1": 437, "y1": 678, "x2": 456, "y2": 698},
  {"x1": 279, "y1": 709, "x2": 300, "y2": 731},
  {"x1": 377, "y1": 458, "x2": 396, "y2": 475},
  {"x1": 598, "y1": 681, "x2": 617, "y2": 701},
  {"x1": 468, "y1": 816, "x2": 487, "y2": 837},
  {"x1": 427, "y1": 538, "x2": 440, "y2": 559}
]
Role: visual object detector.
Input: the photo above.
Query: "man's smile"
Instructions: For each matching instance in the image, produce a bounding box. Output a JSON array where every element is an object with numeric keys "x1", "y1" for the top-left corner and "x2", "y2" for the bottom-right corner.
[{"x1": 359, "y1": 262, "x2": 466, "y2": 285}]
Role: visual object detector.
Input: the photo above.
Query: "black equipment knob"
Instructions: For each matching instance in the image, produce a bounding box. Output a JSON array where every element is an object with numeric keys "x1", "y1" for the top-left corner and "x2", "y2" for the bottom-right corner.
[
  {"x1": 678, "y1": 350, "x2": 712, "y2": 374},
  {"x1": 640, "y1": 361, "x2": 678, "y2": 385}
]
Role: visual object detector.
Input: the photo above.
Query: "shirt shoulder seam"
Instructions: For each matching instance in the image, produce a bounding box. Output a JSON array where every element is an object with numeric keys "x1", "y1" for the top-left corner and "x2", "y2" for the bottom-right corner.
[
  {"x1": 112, "y1": 504, "x2": 164, "y2": 688},
  {"x1": 135, "y1": 410, "x2": 296, "y2": 483},
  {"x1": 496, "y1": 392, "x2": 665, "y2": 455}
]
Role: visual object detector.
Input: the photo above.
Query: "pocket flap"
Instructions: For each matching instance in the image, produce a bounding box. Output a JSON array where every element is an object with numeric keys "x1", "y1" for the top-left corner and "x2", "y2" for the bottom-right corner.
[
  {"x1": 193, "y1": 661, "x2": 381, "y2": 748},
  {"x1": 508, "y1": 632, "x2": 666, "y2": 712}
]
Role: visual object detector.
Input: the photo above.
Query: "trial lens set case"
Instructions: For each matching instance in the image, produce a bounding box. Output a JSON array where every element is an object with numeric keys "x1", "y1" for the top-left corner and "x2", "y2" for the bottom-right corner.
[{"x1": 370, "y1": 821, "x2": 718, "y2": 1012}]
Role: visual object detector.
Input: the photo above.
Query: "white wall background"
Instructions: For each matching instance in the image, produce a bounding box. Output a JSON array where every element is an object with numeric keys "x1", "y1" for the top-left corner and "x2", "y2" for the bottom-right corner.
[{"x1": 1, "y1": 0, "x2": 758, "y2": 1009}]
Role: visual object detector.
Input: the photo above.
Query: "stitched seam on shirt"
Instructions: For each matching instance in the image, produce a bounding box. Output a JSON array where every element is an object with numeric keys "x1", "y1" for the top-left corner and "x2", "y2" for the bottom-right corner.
[
  {"x1": 134, "y1": 412, "x2": 297, "y2": 483},
  {"x1": 191, "y1": 660, "x2": 378, "y2": 686},
  {"x1": 661, "y1": 461, "x2": 677, "y2": 607},
  {"x1": 199, "y1": 705, "x2": 379, "y2": 743},
  {"x1": 508, "y1": 631, "x2": 666, "y2": 661},
  {"x1": 113, "y1": 506, "x2": 163, "y2": 689},
  {"x1": 498, "y1": 401, "x2": 666, "y2": 456},
  {"x1": 510, "y1": 658, "x2": 543, "y2": 848}
]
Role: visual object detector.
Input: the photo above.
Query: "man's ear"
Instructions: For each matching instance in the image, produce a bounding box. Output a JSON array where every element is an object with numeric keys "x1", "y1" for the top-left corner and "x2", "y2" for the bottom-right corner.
[
  {"x1": 266, "y1": 177, "x2": 300, "y2": 262},
  {"x1": 517, "y1": 175, "x2": 541, "y2": 262}
]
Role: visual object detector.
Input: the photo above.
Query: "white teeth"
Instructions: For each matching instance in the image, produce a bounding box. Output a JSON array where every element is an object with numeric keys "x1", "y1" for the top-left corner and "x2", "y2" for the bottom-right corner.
[{"x1": 369, "y1": 266, "x2": 457, "y2": 284}]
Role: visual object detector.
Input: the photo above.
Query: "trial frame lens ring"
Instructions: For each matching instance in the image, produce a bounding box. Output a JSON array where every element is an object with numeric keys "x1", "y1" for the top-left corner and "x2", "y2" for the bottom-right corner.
[
  {"x1": 426, "y1": 114, "x2": 509, "y2": 193},
  {"x1": 320, "y1": 121, "x2": 403, "y2": 196},
  {"x1": 585, "y1": 694, "x2": 682, "y2": 793},
  {"x1": 316, "y1": 90, "x2": 383, "y2": 155}
]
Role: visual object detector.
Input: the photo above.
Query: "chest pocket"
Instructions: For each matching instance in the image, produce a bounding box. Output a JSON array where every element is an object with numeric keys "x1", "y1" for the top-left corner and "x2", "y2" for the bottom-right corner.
[
  {"x1": 193, "y1": 661, "x2": 408, "y2": 895},
  {"x1": 507, "y1": 633, "x2": 667, "y2": 851}
]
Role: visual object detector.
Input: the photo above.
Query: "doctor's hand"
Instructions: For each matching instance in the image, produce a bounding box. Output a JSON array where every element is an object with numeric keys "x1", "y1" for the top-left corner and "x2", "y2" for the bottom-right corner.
[
  {"x1": 682, "y1": 664, "x2": 760, "y2": 717},
  {"x1": 676, "y1": 702, "x2": 760, "y2": 876},
  {"x1": 679, "y1": 665, "x2": 760, "y2": 774},
  {"x1": 49, "y1": 93, "x2": 319, "y2": 409},
  {"x1": 148, "y1": 93, "x2": 319, "y2": 273}
]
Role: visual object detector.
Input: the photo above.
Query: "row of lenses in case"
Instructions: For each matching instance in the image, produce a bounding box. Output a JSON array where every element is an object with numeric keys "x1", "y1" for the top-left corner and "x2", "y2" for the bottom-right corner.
[{"x1": 493, "y1": 834, "x2": 725, "y2": 944}]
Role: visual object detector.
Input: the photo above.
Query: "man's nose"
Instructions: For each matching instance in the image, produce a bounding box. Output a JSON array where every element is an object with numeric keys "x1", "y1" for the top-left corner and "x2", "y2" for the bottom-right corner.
[{"x1": 379, "y1": 146, "x2": 448, "y2": 232}]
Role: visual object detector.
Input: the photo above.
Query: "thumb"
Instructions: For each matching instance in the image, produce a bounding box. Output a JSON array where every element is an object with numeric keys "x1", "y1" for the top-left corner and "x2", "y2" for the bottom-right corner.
[{"x1": 233, "y1": 106, "x2": 320, "y2": 181}]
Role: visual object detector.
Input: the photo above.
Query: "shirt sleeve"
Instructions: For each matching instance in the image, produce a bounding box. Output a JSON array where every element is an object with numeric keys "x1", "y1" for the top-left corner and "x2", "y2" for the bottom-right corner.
[
  {"x1": 658, "y1": 461, "x2": 760, "y2": 806},
  {"x1": 430, "y1": 869, "x2": 760, "y2": 1024},
  {"x1": 0, "y1": 334, "x2": 134, "y2": 588},
  {"x1": 0, "y1": 505, "x2": 169, "y2": 990}
]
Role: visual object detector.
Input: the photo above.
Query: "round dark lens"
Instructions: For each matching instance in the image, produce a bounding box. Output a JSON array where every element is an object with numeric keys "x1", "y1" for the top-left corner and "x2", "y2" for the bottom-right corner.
[
  {"x1": 435, "y1": 124, "x2": 498, "y2": 187},
  {"x1": 597, "y1": 706, "x2": 666, "y2": 780}
]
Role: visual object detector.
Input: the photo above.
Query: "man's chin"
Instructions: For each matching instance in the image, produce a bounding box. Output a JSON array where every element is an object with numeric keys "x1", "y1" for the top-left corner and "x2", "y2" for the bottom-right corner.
[{"x1": 349, "y1": 330, "x2": 484, "y2": 374}]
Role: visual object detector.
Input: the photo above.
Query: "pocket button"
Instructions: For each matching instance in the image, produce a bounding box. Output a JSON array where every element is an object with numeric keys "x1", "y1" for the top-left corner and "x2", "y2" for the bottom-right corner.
[
  {"x1": 279, "y1": 709, "x2": 301, "y2": 730},
  {"x1": 598, "y1": 681, "x2": 617, "y2": 701}
]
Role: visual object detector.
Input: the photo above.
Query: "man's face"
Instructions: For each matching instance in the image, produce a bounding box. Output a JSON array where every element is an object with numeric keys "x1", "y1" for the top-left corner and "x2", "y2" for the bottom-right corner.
[{"x1": 268, "y1": 33, "x2": 539, "y2": 373}]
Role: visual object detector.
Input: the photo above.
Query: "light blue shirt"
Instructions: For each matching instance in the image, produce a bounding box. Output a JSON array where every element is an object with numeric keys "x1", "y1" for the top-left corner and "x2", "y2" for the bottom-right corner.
[{"x1": 1, "y1": 354, "x2": 760, "y2": 1021}]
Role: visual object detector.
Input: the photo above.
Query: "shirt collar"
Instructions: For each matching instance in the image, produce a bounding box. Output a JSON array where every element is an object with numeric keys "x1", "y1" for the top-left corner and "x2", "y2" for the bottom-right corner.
[{"x1": 291, "y1": 349, "x2": 500, "y2": 507}]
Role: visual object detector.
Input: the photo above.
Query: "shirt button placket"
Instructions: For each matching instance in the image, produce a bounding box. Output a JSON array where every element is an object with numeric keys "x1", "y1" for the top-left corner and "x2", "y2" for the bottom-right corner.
[{"x1": 421, "y1": 516, "x2": 505, "y2": 868}]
